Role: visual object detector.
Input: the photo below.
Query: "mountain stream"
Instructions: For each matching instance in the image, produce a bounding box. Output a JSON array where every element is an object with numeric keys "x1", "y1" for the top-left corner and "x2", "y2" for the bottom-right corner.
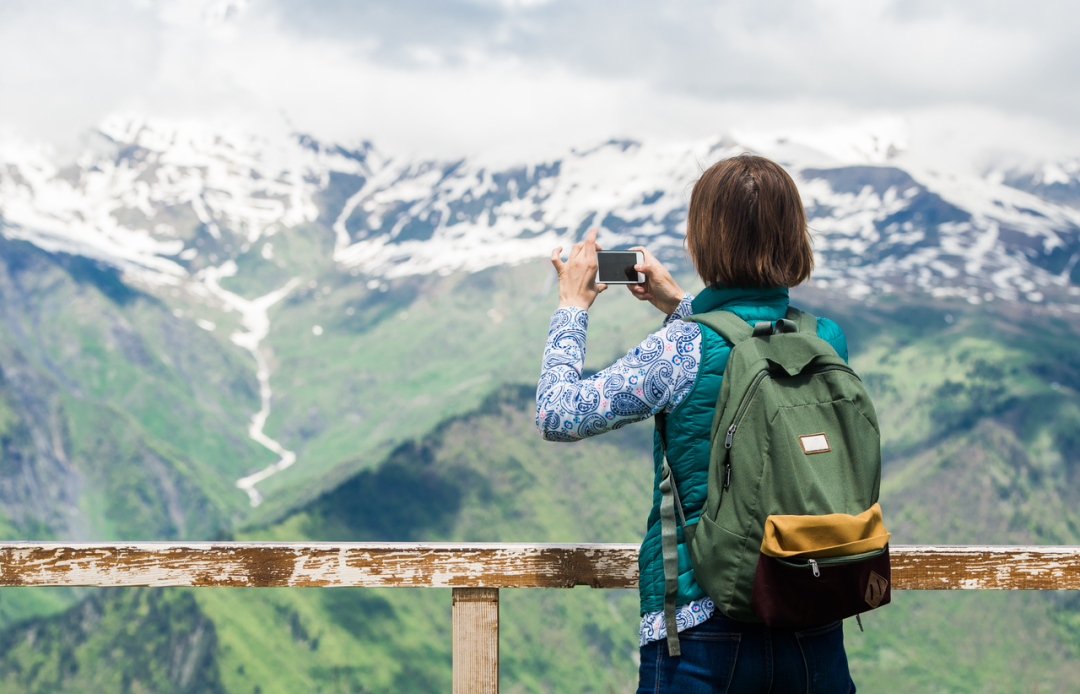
[{"x1": 200, "y1": 261, "x2": 301, "y2": 506}]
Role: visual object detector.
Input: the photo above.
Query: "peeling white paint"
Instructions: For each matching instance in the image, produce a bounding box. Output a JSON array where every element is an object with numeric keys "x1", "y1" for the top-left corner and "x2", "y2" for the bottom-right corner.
[{"x1": 1, "y1": 544, "x2": 1077, "y2": 590}]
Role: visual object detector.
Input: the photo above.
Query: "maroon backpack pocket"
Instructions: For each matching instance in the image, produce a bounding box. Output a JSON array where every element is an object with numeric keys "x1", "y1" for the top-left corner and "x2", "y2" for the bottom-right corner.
[{"x1": 750, "y1": 545, "x2": 891, "y2": 629}]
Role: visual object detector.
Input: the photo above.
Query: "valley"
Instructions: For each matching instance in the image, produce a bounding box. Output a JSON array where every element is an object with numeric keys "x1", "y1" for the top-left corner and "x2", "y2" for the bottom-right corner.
[{"x1": 0, "y1": 120, "x2": 1079, "y2": 691}]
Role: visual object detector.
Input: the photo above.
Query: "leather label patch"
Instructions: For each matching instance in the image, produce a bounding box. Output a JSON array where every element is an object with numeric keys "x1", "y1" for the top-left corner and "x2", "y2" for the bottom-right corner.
[
  {"x1": 799, "y1": 433, "x2": 831, "y2": 454},
  {"x1": 865, "y1": 571, "x2": 888, "y2": 608}
]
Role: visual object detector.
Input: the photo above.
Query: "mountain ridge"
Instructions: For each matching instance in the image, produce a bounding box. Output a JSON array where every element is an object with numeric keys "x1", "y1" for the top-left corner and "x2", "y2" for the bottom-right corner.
[{"x1": 2, "y1": 116, "x2": 1079, "y2": 304}]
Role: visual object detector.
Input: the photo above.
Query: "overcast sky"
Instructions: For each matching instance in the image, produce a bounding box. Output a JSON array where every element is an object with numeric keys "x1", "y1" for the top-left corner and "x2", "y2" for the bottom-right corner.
[{"x1": 1, "y1": 0, "x2": 1077, "y2": 170}]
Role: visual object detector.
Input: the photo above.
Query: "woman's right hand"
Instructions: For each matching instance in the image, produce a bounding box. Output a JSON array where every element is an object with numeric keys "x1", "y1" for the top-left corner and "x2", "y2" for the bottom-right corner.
[{"x1": 627, "y1": 246, "x2": 685, "y2": 315}]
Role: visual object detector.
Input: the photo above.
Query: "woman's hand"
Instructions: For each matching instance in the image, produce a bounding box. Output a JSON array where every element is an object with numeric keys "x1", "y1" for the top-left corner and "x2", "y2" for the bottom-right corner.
[
  {"x1": 627, "y1": 246, "x2": 685, "y2": 315},
  {"x1": 551, "y1": 228, "x2": 607, "y2": 311}
]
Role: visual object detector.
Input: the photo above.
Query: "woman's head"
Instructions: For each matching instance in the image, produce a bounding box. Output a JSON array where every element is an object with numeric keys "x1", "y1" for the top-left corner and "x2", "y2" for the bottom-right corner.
[{"x1": 686, "y1": 153, "x2": 813, "y2": 289}]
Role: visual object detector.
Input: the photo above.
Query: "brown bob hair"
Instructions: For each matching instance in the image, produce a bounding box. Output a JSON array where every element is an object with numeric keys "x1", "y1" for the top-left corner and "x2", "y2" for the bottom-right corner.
[{"x1": 686, "y1": 153, "x2": 814, "y2": 288}]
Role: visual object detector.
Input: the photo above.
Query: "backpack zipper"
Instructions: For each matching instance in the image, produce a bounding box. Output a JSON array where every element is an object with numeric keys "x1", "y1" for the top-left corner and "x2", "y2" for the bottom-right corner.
[
  {"x1": 721, "y1": 364, "x2": 858, "y2": 490},
  {"x1": 724, "y1": 364, "x2": 857, "y2": 450},
  {"x1": 721, "y1": 370, "x2": 768, "y2": 490},
  {"x1": 777, "y1": 547, "x2": 887, "y2": 574},
  {"x1": 724, "y1": 371, "x2": 770, "y2": 449}
]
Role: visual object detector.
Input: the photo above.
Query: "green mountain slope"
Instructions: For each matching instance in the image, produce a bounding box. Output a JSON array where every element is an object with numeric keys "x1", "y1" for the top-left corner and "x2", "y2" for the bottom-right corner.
[
  {"x1": 223, "y1": 290, "x2": 1080, "y2": 693},
  {"x1": 2, "y1": 248, "x2": 1080, "y2": 692},
  {"x1": 0, "y1": 386, "x2": 650, "y2": 694},
  {"x1": 229, "y1": 384, "x2": 651, "y2": 694},
  {"x1": 0, "y1": 236, "x2": 279, "y2": 623},
  {"x1": 805, "y1": 292, "x2": 1080, "y2": 547},
  {"x1": 0, "y1": 588, "x2": 224, "y2": 694},
  {"x1": 804, "y1": 294, "x2": 1080, "y2": 693},
  {"x1": 0, "y1": 236, "x2": 271, "y2": 544},
  {"x1": 5, "y1": 360, "x2": 1078, "y2": 692},
  {"x1": 244, "y1": 259, "x2": 684, "y2": 520}
]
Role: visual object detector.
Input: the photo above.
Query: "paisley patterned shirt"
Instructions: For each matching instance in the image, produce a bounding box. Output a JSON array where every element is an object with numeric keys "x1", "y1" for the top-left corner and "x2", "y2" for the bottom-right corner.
[
  {"x1": 536, "y1": 293, "x2": 699, "y2": 441},
  {"x1": 535, "y1": 292, "x2": 716, "y2": 646}
]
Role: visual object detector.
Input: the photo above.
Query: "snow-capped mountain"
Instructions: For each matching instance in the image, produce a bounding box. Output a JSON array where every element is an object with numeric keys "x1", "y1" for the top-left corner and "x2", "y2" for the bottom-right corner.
[
  {"x1": 2, "y1": 116, "x2": 1079, "y2": 305},
  {"x1": 988, "y1": 158, "x2": 1080, "y2": 211},
  {"x1": 0, "y1": 115, "x2": 377, "y2": 285}
]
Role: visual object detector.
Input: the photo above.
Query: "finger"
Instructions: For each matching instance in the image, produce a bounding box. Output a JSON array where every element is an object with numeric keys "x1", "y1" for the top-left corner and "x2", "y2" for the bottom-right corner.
[
  {"x1": 550, "y1": 247, "x2": 565, "y2": 272},
  {"x1": 582, "y1": 228, "x2": 599, "y2": 259},
  {"x1": 569, "y1": 241, "x2": 585, "y2": 260},
  {"x1": 631, "y1": 246, "x2": 655, "y2": 273},
  {"x1": 632, "y1": 246, "x2": 658, "y2": 264},
  {"x1": 596, "y1": 283, "x2": 608, "y2": 293}
]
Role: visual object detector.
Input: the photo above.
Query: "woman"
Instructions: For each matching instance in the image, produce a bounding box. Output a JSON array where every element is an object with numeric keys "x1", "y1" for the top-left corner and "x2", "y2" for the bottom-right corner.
[{"x1": 537, "y1": 154, "x2": 855, "y2": 693}]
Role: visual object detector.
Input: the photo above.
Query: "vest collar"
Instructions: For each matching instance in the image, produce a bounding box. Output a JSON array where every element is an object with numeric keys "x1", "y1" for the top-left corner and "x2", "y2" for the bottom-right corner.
[{"x1": 690, "y1": 285, "x2": 790, "y2": 314}]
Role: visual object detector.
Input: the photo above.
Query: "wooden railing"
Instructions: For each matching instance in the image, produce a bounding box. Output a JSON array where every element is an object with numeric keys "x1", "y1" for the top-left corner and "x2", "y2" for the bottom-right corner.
[{"x1": 2, "y1": 543, "x2": 1079, "y2": 693}]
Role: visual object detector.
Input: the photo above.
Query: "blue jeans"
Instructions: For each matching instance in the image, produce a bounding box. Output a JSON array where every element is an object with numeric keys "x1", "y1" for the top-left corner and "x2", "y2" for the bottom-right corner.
[{"x1": 636, "y1": 613, "x2": 855, "y2": 694}]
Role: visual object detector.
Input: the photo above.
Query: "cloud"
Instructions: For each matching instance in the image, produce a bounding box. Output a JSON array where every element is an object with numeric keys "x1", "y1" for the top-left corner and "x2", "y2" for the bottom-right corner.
[
  {"x1": 0, "y1": 0, "x2": 162, "y2": 146},
  {"x1": 266, "y1": 0, "x2": 1080, "y2": 116},
  {"x1": 1, "y1": 0, "x2": 1078, "y2": 166}
]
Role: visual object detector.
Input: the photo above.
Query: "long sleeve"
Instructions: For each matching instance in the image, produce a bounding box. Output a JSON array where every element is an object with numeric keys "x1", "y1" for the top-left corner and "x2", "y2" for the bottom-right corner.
[{"x1": 536, "y1": 294, "x2": 700, "y2": 441}]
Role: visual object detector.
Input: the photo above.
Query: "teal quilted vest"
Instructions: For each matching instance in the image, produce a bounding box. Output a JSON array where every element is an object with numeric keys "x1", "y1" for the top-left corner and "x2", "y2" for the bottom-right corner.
[{"x1": 637, "y1": 286, "x2": 849, "y2": 615}]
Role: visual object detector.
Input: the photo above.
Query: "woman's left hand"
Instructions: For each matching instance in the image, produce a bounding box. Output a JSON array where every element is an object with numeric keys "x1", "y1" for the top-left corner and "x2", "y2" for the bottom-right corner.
[{"x1": 551, "y1": 228, "x2": 607, "y2": 311}]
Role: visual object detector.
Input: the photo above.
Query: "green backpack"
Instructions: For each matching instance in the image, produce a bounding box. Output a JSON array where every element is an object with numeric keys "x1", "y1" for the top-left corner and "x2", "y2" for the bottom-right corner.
[{"x1": 658, "y1": 307, "x2": 889, "y2": 656}]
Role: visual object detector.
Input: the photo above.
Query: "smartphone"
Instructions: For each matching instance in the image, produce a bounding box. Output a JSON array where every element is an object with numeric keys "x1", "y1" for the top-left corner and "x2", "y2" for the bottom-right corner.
[{"x1": 596, "y1": 250, "x2": 645, "y2": 284}]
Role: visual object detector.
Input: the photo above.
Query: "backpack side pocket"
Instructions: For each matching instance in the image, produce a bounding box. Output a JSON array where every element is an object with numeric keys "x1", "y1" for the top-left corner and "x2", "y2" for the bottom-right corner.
[
  {"x1": 751, "y1": 546, "x2": 891, "y2": 628},
  {"x1": 749, "y1": 504, "x2": 892, "y2": 628}
]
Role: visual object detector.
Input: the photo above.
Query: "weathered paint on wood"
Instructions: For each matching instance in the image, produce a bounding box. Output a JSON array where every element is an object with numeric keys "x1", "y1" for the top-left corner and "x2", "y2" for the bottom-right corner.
[
  {"x1": 0, "y1": 543, "x2": 639, "y2": 589},
  {"x1": 0, "y1": 543, "x2": 1078, "y2": 590},
  {"x1": 453, "y1": 588, "x2": 499, "y2": 694},
  {"x1": 890, "y1": 545, "x2": 1080, "y2": 590}
]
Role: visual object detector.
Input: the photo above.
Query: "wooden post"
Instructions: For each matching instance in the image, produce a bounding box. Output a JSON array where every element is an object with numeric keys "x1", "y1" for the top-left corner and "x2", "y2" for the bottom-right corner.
[{"x1": 453, "y1": 587, "x2": 499, "y2": 694}]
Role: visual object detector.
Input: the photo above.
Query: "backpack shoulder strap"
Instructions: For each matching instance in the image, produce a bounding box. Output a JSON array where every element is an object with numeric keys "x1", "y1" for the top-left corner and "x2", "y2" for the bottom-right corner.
[
  {"x1": 785, "y1": 306, "x2": 818, "y2": 335},
  {"x1": 683, "y1": 310, "x2": 753, "y2": 345},
  {"x1": 654, "y1": 410, "x2": 688, "y2": 657}
]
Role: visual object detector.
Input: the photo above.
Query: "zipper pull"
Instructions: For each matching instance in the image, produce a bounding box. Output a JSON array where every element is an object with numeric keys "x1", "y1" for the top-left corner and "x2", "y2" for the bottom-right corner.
[
  {"x1": 724, "y1": 464, "x2": 731, "y2": 490},
  {"x1": 724, "y1": 423, "x2": 737, "y2": 449},
  {"x1": 809, "y1": 558, "x2": 820, "y2": 578}
]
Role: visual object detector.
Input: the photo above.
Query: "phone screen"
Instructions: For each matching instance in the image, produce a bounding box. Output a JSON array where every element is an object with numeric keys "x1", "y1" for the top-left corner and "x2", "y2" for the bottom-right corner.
[{"x1": 596, "y1": 251, "x2": 642, "y2": 283}]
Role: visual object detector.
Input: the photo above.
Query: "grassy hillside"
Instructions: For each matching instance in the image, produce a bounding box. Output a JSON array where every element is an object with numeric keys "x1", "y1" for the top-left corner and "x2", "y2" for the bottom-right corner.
[
  {"x1": 218, "y1": 288, "x2": 1080, "y2": 693},
  {"x1": 2, "y1": 247, "x2": 1080, "y2": 692},
  {"x1": 4, "y1": 365, "x2": 1078, "y2": 693},
  {"x1": 243, "y1": 258, "x2": 702, "y2": 521},
  {"x1": 0, "y1": 386, "x2": 651, "y2": 694},
  {"x1": 229, "y1": 324, "x2": 1080, "y2": 694},
  {"x1": 806, "y1": 293, "x2": 1080, "y2": 693},
  {"x1": 0, "y1": 236, "x2": 271, "y2": 544},
  {"x1": 228, "y1": 384, "x2": 652, "y2": 694},
  {"x1": 0, "y1": 588, "x2": 224, "y2": 694},
  {"x1": 0, "y1": 236, "x2": 276, "y2": 623},
  {"x1": 801, "y1": 291, "x2": 1080, "y2": 547}
]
